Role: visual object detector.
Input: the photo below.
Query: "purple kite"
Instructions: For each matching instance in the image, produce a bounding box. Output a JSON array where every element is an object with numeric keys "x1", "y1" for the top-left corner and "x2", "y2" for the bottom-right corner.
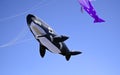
[{"x1": 78, "y1": 0, "x2": 105, "y2": 23}]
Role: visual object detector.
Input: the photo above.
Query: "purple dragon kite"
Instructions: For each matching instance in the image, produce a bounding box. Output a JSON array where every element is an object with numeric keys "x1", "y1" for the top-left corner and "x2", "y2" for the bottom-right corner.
[{"x1": 78, "y1": 0, "x2": 105, "y2": 23}]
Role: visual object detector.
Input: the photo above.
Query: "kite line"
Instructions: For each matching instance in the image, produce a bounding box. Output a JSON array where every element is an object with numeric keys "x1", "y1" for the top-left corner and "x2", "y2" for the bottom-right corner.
[{"x1": 0, "y1": 0, "x2": 54, "y2": 48}]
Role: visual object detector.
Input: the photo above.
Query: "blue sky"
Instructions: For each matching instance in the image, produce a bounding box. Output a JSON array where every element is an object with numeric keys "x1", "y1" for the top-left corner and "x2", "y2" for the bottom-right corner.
[{"x1": 0, "y1": 0, "x2": 120, "y2": 75}]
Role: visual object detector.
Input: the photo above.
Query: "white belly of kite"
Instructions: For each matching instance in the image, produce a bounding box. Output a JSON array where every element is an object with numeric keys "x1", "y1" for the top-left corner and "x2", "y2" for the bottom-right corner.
[{"x1": 38, "y1": 37, "x2": 61, "y2": 54}]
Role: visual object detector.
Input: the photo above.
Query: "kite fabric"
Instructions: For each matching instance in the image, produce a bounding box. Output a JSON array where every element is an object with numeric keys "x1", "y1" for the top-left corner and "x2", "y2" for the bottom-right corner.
[{"x1": 78, "y1": 0, "x2": 105, "y2": 23}]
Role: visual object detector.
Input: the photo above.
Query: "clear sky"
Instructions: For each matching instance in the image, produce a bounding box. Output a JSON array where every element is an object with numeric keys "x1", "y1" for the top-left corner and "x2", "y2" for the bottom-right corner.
[{"x1": 0, "y1": 0, "x2": 120, "y2": 75}]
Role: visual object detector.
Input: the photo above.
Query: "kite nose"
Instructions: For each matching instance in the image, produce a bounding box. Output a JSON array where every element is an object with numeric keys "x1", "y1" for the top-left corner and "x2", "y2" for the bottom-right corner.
[{"x1": 26, "y1": 14, "x2": 35, "y2": 25}]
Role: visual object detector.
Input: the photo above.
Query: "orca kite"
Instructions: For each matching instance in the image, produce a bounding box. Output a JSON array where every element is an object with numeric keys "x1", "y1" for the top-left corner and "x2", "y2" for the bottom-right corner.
[{"x1": 26, "y1": 14, "x2": 82, "y2": 61}]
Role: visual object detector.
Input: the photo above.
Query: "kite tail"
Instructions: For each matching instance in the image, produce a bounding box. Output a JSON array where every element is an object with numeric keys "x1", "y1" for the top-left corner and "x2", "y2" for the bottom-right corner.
[
  {"x1": 65, "y1": 51, "x2": 82, "y2": 61},
  {"x1": 94, "y1": 17, "x2": 105, "y2": 23}
]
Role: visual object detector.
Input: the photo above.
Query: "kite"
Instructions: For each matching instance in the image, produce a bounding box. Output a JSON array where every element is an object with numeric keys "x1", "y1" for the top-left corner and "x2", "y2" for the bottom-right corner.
[
  {"x1": 26, "y1": 14, "x2": 82, "y2": 61},
  {"x1": 78, "y1": 0, "x2": 105, "y2": 23}
]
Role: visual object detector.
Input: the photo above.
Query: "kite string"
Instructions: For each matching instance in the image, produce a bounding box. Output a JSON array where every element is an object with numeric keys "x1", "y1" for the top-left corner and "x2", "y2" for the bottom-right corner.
[
  {"x1": 0, "y1": 0, "x2": 52, "y2": 22},
  {"x1": 0, "y1": 26, "x2": 29, "y2": 48},
  {"x1": 0, "y1": 0, "x2": 55, "y2": 48}
]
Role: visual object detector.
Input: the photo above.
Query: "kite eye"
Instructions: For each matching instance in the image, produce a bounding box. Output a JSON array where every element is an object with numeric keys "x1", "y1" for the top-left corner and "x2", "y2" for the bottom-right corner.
[{"x1": 48, "y1": 27, "x2": 54, "y2": 34}]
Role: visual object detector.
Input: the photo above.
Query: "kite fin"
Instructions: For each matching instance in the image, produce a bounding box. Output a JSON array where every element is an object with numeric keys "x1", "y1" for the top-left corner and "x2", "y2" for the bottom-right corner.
[
  {"x1": 94, "y1": 17, "x2": 105, "y2": 23},
  {"x1": 53, "y1": 35, "x2": 69, "y2": 42},
  {"x1": 39, "y1": 44, "x2": 46, "y2": 58},
  {"x1": 81, "y1": 7, "x2": 84, "y2": 13}
]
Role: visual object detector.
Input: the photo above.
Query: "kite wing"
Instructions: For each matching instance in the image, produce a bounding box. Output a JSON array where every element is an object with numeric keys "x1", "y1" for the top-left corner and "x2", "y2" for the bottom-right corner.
[{"x1": 78, "y1": 0, "x2": 105, "y2": 23}]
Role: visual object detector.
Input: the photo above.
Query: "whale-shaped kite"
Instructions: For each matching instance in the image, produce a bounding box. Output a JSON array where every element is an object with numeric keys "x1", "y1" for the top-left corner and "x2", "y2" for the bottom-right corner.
[{"x1": 78, "y1": 0, "x2": 105, "y2": 23}]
